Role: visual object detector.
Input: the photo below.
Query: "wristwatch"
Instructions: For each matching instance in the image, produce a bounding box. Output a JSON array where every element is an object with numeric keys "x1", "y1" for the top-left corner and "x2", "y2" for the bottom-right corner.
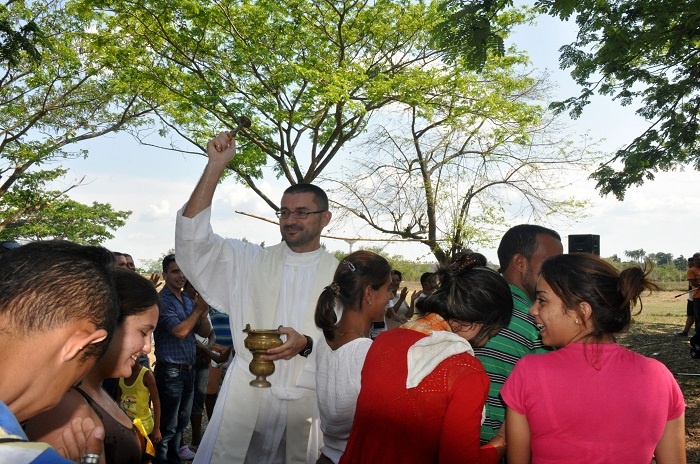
[{"x1": 299, "y1": 335, "x2": 313, "y2": 357}]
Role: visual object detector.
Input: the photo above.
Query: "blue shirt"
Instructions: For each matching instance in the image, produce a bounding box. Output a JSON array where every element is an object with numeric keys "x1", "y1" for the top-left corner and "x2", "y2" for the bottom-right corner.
[
  {"x1": 209, "y1": 308, "x2": 233, "y2": 347},
  {"x1": 0, "y1": 401, "x2": 74, "y2": 463},
  {"x1": 154, "y1": 286, "x2": 198, "y2": 365}
]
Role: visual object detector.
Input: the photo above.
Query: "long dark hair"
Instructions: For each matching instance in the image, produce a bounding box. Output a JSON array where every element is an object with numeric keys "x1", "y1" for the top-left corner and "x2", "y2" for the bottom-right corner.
[
  {"x1": 315, "y1": 251, "x2": 391, "y2": 341},
  {"x1": 419, "y1": 252, "x2": 512, "y2": 341},
  {"x1": 540, "y1": 253, "x2": 658, "y2": 339},
  {"x1": 113, "y1": 268, "x2": 160, "y2": 322}
]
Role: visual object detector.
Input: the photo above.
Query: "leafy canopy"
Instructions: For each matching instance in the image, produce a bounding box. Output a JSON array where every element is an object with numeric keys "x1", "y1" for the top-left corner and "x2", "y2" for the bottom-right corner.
[{"x1": 433, "y1": 0, "x2": 700, "y2": 200}]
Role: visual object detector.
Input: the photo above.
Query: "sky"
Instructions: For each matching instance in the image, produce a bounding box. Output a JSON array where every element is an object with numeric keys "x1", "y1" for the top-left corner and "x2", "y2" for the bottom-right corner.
[{"x1": 56, "y1": 11, "x2": 700, "y2": 270}]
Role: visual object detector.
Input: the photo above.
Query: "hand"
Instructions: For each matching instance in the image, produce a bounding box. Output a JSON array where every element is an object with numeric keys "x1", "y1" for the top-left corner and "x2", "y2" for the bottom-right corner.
[
  {"x1": 487, "y1": 425, "x2": 507, "y2": 459},
  {"x1": 149, "y1": 273, "x2": 161, "y2": 288},
  {"x1": 400, "y1": 287, "x2": 409, "y2": 299},
  {"x1": 207, "y1": 131, "x2": 236, "y2": 167},
  {"x1": 57, "y1": 417, "x2": 104, "y2": 463},
  {"x1": 261, "y1": 326, "x2": 306, "y2": 361},
  {"x1": 193, "y1": 293, "x2": 209, "y2": 316},
  {"x1": 151, "y1": 428, "x2": 162, "y2": 445},
  {"x1": 410, "y1": 290, "x2": 421, "y2": 303}
]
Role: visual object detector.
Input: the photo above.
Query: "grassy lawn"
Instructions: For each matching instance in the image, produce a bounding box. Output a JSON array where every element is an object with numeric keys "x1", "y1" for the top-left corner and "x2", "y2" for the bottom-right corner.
[{"x1": 618, "y1": 291, "x2": 699, "y2": 462}]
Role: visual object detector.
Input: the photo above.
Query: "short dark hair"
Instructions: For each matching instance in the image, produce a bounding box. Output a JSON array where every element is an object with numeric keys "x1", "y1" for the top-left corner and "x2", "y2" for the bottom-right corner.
[
  {"x1": 540, "y1": 253, "x2": 658, "y2": 340},
  {"x1": 113, "y1": 268, "x2": 160, "y2": 323},
  {"x1": 419, "y1": 252, "x2": 512, "y2": 341},
  {"x1": 315, "y1": 251, "x2": 391, "y2": 341},
  {"x1": 283, "y1": 184, "x2": 329, "y2": 210},
  {"x1": 0, "y1": 240, "x2": 119, "y2": 360},
  {"x1": 391, "y1": 269, "x2": 403, "y2": 281},
  {"x1": 419, "y1": 272, "x2": 433, "y2": 285},
  {"x1": 162, "y1": 254, "x2": 176, "y2": 273},
  {"x1": 497, "y1": 224, "x2": 561, "y2": 273}
]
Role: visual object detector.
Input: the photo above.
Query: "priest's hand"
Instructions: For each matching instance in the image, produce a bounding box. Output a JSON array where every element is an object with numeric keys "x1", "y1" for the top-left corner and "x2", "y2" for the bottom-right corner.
[{"x1": 261, "y1": 326, "x2": 306, "y2": 361}]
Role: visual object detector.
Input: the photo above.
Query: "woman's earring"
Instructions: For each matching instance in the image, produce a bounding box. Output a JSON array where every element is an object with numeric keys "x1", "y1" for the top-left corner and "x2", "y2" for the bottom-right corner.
[{"x1": 575, "y1": 319, "x2": 580, "y2": 325}]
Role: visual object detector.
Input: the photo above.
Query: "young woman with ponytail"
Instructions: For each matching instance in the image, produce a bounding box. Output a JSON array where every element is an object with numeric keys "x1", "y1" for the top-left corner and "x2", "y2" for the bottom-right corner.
[
  {"x1": 502, "y1": 253, "x2": 686, "y2": 464},
  {"x1": 340, "y1": 252, "x2": 511, "y2": 464},
  {"x1": 314, "y1": 251, "x2": 393, "y2": 464}
]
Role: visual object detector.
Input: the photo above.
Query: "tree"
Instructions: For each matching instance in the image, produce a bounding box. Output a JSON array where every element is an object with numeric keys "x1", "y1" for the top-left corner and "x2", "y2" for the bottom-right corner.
[
  {"x1": 647, "y1": 252, "x2": 673, "y2": 268},
  {"x1": 74, "y1": 0, "x2": 538, "y2": 210},
  {"x1": 328, "y1": 61, "x2": 593, "y2": 263},
  {"x1": 0, "y1": 0, "x2": 153, "y2": 242},
  {"x1": 674, "y1": 254, "x2": 689, "y2": 271},
  {"x1": 433, "y1": 0, "x2": 700, "y2": 200},
  {"x1": 624, "y1": 248, "x2": 646, "y2": 263},
  {"x1": 538, "y1": 0, "x2": 700, "y2": 200},
  {"x1": 0, "y1": 167, "x2": 130, "y2": 243}
]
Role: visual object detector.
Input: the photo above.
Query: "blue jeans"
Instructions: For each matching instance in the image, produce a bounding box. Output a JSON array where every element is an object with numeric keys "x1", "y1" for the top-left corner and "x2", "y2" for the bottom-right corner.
[
  {"x1": 192, "y1": 359, "x2": 210, "y2": 415},
  {"x1": 154, "y1": 364, "x2": 195, "y2": 464}
]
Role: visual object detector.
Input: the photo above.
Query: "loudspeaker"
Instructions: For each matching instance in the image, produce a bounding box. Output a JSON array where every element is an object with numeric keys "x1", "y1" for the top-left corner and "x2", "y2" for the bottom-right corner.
[{"x1": 568, "y1": 234, "x2": 600, "y2": 256}]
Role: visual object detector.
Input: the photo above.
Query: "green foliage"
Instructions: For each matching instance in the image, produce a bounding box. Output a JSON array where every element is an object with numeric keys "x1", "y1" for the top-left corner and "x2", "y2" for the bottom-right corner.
[
  {"x1": 140, "y1": 248, "x2": 175, "y2": 274},
  {"x1": 432, "y1": 0, "x2": 534, "y2": 70},
  {"x1": 539, "y1": 0, "x2": 700, "y2": 199},
  {"x1": 332, "y1": 246, "x2": 436, "y2": 281},
  {"x1": 330, "y1": 49, "x2": 595, "y2": 263},
  {"x1": 0, "y1": 0, "x2": 152, "y2": 243},
  {"x1": 624, "y1": 248, "x2": 646, "y2": 263},
  {"x1": 673, "y1": 254, "x2": 690, "y2": 271},
  {"x1": 73, "y1": 0, "x2": 530, "y2": 207},
  {"x1": 607, "y1": 250, "x2": 687, "y2": 290},
  {"x1": 0, "y1": 3, "x2": 43, "y2": 66},
  {"x1": 436, "y1": 0, "x2": 700, "y2": 200}
]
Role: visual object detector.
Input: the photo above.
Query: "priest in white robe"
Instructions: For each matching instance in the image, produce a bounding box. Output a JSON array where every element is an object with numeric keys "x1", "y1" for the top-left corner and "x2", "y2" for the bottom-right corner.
[{"x1": 175, "y1": 131, "x2": 338, "y2": 464}]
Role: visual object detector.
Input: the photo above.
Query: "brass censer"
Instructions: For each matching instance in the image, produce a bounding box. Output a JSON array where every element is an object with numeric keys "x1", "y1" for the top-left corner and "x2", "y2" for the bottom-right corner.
[{"x1": 243, "y1": 324, "x2": 283, "y2": 388}]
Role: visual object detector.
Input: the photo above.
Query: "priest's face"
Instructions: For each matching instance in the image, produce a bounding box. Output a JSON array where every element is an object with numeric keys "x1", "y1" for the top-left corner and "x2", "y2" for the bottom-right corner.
[{"x1": 278, "y1": 192, "x2": 331, "y2": 253}]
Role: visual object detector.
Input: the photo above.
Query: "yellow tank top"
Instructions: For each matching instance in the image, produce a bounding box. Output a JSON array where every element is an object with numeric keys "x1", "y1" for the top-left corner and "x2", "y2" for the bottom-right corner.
[{"x1": 118, "y1": 366, "x2": 154, "y2": 434}]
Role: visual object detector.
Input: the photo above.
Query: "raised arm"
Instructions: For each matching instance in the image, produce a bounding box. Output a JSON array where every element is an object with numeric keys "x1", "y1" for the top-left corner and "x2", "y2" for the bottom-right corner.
[
  {"x1": 170, "y1": 294, "x2": 210, "y2": 339},
  {"x1": 182, "y1": 132, "x2": 236, "y2": 219}
]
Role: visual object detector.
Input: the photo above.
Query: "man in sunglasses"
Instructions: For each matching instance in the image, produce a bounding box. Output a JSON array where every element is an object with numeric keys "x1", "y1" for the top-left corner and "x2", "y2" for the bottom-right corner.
[{"x1": 175, "y1": 131, "x2": 338, "y2": 464}]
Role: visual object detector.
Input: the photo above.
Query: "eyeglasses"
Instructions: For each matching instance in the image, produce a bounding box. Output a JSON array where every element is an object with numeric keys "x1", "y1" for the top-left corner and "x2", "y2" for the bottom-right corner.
[{"x1": 275, "y1": 210, "x2": 326, "y2": 219}]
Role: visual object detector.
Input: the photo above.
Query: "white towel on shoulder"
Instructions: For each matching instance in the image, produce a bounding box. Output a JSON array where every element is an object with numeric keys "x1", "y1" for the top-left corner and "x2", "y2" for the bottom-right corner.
[{"x1": 406, "y1": 330, "x2": 475, "y2": 389}]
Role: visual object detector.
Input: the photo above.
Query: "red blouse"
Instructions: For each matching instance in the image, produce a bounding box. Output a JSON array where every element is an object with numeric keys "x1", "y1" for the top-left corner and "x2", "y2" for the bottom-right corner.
[{"x1": 340, "y1": 327, "x2": 499, "y2": 464}]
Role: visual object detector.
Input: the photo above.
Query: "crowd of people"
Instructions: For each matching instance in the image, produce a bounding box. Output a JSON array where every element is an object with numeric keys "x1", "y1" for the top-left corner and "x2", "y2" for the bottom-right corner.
[{"x1": 0, "y1": 129, "x2": 688, "y2": 464}]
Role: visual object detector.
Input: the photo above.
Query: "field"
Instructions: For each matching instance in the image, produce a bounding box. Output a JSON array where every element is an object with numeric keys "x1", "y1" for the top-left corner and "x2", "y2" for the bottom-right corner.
[
  {"x1": 185, "y1": 290, "x2": 700, "y2": 461},
  {"x1": 618, "y1": 291, "x2": 699, "y2": 462}
]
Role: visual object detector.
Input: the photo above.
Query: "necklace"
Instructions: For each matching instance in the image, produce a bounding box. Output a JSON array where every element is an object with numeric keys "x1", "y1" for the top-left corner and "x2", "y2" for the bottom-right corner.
[{"x1": 336, "y1": 328, "x2": 368, "y2": 338}]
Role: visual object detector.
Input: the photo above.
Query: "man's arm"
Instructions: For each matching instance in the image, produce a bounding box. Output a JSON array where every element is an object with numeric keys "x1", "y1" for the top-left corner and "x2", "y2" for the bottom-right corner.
[
  {"x1": 170, "y1": 295, "x2": 209, "y2": 339},
  {"x1": 182, "y1": 132, "x2": 237, "y2": 219}
]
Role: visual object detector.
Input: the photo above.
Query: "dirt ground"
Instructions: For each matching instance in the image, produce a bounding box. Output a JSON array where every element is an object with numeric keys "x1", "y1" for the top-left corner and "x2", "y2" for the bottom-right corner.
[
  {"x1": 180, "y1": 290, "x2": 699, "y2": 462},
  {"x1": 617, "y1": 291, "x2": 699, "y2": 462}
]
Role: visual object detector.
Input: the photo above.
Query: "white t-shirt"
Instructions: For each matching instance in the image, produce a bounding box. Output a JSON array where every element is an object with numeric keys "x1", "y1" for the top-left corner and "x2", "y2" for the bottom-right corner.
[{"x1": 315, "y1": 336, "x2": 372, "y2": 463}]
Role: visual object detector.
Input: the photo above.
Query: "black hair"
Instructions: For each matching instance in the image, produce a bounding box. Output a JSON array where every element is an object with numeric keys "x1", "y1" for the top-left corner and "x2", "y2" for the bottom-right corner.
[
  {"x1": 391, "y1": 269, "x2": 403, "y2": 281},
  {"x1": 497, "y1": 224, "x2": 561, "y2": 273},
  {"x1": 315, "y1": 251, "x2": 391, "y2": 341},
  {"x1": 540, "y1": 254, "x2": 658, "y2": 340},
  {"x1": 0, "y1": 240, "x2": 119, "y2": 361},
  {"x1": 283, "y1": 184, "x2": 329, "y2": 211},
  {"x1": 113, "y1": 268, "x2": 160, "y2": 323},
  {"x1": 162, "y1": 254, "x2": 176, "y2": 273},
  {"x1": 418, "y1": 252, "x2": 512, "y2": 342},
  {"x1": 419, "y1": 272, "x2": 433, "y2": 285}
]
